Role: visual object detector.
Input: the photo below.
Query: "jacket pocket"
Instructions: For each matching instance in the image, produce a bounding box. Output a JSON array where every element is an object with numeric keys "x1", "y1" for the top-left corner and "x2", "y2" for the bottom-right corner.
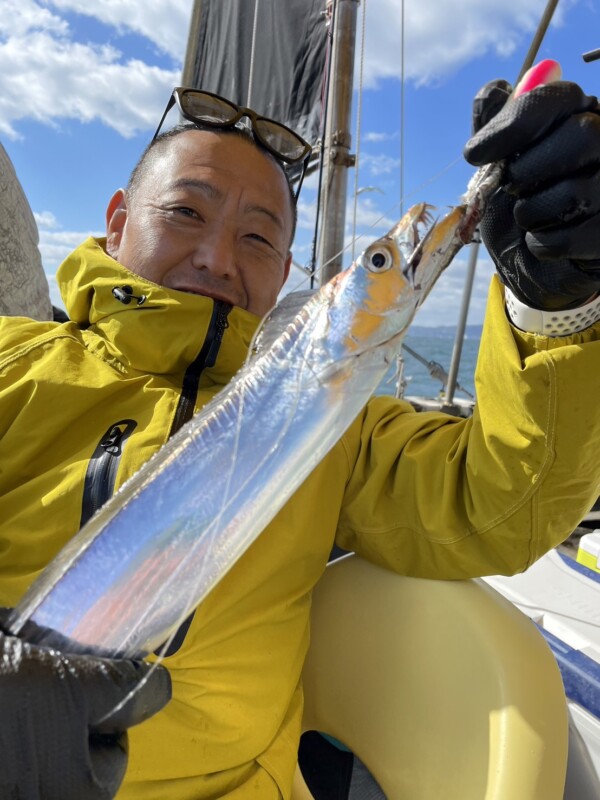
[{"x1": 80, "y1": 419, "x2": 137, "y2": 527}]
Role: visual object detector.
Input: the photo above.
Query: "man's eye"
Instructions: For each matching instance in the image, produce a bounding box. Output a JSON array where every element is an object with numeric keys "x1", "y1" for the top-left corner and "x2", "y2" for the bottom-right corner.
[
  {"x1": 247, "y1": 233, "x2": 273, "y2": 247},
  {"x1": 176, "y1": 207, "x2": 198, "y2": 218}
]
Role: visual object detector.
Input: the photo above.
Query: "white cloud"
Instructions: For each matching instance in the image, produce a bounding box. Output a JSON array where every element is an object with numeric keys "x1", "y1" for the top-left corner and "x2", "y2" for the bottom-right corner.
[
  {"x1": 45, "y1": 0, "x2": 192, "y2": 59},
  {"x1": 359, "y1": 0, "x2": 571, "y2": 88},
  {"x1": 31, "y1": 0, "x2": 568, "y2": 93},
  {"x1": 346, "y1": 197, "x2": 397, "y2": 233},
  {"x1": 363, "y1": 130, "x2": 399, "y2": 143},
  {"x1": 414, "y1": 248, "x2": 496, "y2": 326},
  {"x1": 46, "y1": 272, "x2": 64, "y2": 309},
  {"x1": 360, "y1": 152, "x2": 402, "y2": 177},
  {"x1": 296, "y1": 196, "x2": 318, "y2": 231},
  {"x1": 0, "y1": 0, "x2": 66, "y2": 38},
  {"x1": 0, "y1": 0, "x2": 577, "y2": 140},
  {"x1": 38, "y1": 223, "x2": 103, "y2": 272},
  {"x1": 0, "y1": 1, "x2": 182, "y2": 139},
  {"x1": 34, "y1": 210, "x2": 59, "y2": 229},
  {"x1": 0, "y1": 35, "x2": 180, "y2": 139}
]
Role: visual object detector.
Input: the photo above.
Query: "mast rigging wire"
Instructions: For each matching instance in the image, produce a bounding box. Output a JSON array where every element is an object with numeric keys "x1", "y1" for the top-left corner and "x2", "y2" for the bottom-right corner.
[
  {"x1": 246, "y1": 0, "x2": 261, "y2": 107},
  {"x1": 399, "y1": 0, "x2": 405, "y2": 217}
]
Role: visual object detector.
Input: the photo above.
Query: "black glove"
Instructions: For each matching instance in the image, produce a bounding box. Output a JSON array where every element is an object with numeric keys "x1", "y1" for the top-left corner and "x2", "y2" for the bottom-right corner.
[
  {"x1": 0, "y1": 608, "x2": 171, "y2": 800},
  {"x1": 464, "y1": 79, "x2": 600, "y2": 310}
]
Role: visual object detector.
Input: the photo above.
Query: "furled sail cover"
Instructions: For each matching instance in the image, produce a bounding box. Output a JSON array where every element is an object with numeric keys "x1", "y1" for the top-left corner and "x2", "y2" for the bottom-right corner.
[
  {"x1": 187, "y1": 0, "x2": 327, "y2": 146},
  {"x1": 0, "y1": 144, "x2": 52, "y2": 320}
]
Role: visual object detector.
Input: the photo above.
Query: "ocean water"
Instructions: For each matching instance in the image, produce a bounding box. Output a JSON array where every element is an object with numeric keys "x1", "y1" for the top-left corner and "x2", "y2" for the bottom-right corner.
[{"x1": 377, "y1": 325, "x2": 482, "y2": 401}]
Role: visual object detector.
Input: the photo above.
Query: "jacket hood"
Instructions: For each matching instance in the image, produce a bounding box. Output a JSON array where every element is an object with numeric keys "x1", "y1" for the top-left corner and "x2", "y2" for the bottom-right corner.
[{"x1": 57, "y1": 237, "x2": 260, "y2": 379}]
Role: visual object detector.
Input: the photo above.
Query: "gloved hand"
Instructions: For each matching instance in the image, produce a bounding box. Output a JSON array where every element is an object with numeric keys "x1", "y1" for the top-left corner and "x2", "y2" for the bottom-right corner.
[
  {"x1": 0, "y1": 608, "x2": 171, "y2": 800},
  {"x1": 464, "y1": 78, "x2": 600, "y2": 310}
]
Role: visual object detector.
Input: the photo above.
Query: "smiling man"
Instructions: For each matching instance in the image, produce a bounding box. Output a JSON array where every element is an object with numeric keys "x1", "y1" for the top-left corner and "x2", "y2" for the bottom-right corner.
[
  {"x1": 105, "y1": 128, "x2": 294, "y2": 316},
  {"x1": 1, "y1": 80, "x2": 600, "y2": 800}
]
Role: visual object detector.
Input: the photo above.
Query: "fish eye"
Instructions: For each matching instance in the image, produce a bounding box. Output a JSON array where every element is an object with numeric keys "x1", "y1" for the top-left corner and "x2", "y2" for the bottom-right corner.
[{"x1": 364, "y1": 247, "x2": 393, "y2": 273}]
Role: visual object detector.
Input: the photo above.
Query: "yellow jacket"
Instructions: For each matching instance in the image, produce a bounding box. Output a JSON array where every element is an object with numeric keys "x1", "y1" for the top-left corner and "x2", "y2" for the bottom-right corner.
[{"x1": 0, "y1": 237, "x2": 599, "y2": 799}]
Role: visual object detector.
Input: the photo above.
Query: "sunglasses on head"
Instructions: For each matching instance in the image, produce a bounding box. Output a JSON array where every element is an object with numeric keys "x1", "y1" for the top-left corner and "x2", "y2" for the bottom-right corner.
[{"x1": 152, "y1": 88, "x2": 312, "y2": 200}]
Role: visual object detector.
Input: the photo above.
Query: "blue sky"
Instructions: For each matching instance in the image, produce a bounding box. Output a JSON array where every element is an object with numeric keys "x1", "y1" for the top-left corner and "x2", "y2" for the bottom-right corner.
[{"x1": 1, "y1": 0, "x2": 598, "y2": 325}]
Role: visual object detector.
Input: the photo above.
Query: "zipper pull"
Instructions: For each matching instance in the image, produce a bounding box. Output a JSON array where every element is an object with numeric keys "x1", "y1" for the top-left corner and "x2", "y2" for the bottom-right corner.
[
  {"x1": 215, "y1": 303, "x2": 230, "y2": 336},
  {"x1": 101, "y1": 425, "x2": 125, "y2": 456}
]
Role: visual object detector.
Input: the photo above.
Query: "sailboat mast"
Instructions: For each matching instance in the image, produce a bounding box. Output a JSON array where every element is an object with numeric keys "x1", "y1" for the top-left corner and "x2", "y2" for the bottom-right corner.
[{"x1": 318, "y1": 0, "x2": 359, "y2": 284}]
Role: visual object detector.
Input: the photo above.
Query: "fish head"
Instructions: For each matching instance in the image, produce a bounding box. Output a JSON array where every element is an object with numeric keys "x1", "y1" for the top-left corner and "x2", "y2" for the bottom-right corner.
[{"x1": 338, "y1": 203, "x2": 441, "y2": 350}]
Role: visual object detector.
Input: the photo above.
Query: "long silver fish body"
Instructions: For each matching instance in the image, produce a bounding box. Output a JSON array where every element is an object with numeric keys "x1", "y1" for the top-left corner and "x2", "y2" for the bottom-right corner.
[{"x1": 10, "y1": 202, "x2": 464, "y2": 658}]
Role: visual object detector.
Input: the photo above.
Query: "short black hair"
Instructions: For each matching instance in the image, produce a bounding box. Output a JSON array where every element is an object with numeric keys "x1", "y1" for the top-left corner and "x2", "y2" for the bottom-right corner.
[{"x1": 126, "y1": 122, "x2": 298, "y2": 246}]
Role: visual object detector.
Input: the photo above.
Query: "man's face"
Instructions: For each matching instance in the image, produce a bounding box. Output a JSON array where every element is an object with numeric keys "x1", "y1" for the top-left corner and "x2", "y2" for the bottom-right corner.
[{"x1": 105, "y1": 130, "x2": 294, "y2": 317}]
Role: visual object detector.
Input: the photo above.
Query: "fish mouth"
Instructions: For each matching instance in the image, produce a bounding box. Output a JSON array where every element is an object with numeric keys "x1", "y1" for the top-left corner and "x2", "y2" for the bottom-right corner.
[
  {"x1": 393, "y1": 203, "x2": 437, "y2": 283},
  {"x1": 406, "y1": 221, "x2": 440, "y2": 280}
]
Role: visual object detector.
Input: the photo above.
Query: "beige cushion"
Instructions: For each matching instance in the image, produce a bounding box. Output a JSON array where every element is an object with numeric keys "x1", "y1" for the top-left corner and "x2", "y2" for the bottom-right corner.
[{"x1": 295, "y1": 554, "x2": 568, "y2": 800}]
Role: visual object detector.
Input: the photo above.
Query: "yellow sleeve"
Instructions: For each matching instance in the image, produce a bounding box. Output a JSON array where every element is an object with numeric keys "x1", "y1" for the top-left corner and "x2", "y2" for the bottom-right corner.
[{"x1": 336, "y1": 276, "x2": 600, "y2": 579}]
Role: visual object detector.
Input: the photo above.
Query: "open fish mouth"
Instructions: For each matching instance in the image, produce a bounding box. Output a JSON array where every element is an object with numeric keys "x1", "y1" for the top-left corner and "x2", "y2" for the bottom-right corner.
[{"x1": 388, "y1": 202, "x2": 437, "y2": 284}]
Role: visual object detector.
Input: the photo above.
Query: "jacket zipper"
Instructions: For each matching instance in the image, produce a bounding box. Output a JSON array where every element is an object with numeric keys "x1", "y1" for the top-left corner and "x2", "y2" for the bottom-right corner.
[
  {"x1": 79, "y1": 302, "x2": 229, "y2": 527},
  {"x1": 168, "y1": 300, "x2": 231, "y2": 436},
  {"x1": 80, "y1": 419, "x2": 137, "y2": 528}
]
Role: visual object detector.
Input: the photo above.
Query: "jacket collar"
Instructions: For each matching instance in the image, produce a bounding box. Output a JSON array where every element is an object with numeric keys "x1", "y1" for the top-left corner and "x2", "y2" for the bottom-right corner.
[{"x1": 57, "y1": 237, "x2": 260, "y2": 380}]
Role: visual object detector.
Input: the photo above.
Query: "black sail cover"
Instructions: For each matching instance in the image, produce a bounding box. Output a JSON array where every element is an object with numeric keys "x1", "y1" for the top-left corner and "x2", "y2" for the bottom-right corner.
[{"x1": 187, "y1": 0, "x2": 327, "y2": 146}]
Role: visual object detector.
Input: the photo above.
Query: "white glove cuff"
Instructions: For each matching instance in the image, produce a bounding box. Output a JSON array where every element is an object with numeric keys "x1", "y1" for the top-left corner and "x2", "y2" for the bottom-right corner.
[{"x1": 505, "y1": 287, "x2": 600, "y2": 336}]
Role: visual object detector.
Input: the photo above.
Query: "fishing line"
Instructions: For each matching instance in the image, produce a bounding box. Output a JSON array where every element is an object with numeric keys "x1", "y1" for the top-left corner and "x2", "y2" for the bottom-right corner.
[{"x1": 94, "y1": 626, "x2": 181, "y2": 727}]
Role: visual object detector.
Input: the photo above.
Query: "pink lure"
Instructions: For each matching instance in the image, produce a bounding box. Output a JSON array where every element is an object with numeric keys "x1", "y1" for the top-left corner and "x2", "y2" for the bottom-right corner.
[{"x1": 513, "y1": 58, "x2": 562, "y2": 97}]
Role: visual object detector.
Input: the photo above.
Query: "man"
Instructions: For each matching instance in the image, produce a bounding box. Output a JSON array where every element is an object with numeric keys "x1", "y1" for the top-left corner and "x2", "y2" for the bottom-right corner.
[{"x1": 0, "y1": 78, "x2": 599, "y2": 799}]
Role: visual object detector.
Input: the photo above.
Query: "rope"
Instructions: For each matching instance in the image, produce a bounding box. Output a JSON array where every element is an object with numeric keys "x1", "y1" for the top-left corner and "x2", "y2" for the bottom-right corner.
[
  {"x1": 246, "y1": 0, "x2": 261, "y2": 107},
  {"x1": 351, "y1": 0, "x2": 368, "y2": 261}
]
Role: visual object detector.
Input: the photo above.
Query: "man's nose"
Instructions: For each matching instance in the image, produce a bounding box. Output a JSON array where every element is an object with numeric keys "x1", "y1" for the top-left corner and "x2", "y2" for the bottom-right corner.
[{"x1": 191, "y1": 230, "x2": 237, "y2": 279}]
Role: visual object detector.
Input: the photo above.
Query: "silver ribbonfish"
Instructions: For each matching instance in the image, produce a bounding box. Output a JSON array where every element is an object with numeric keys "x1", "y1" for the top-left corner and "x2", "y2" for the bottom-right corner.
[{"x1": 10, "y1": 201, "x2": 473, "y2": 658}]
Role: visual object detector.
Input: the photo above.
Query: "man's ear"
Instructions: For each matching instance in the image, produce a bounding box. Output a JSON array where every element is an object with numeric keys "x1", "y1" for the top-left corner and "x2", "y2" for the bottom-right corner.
[
  {"x1": 282, "y1": 252, "x2": 293, "y2": 287},
  {"x1": 106, "y1": 189, "x2": 128, "y2": 258}
]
